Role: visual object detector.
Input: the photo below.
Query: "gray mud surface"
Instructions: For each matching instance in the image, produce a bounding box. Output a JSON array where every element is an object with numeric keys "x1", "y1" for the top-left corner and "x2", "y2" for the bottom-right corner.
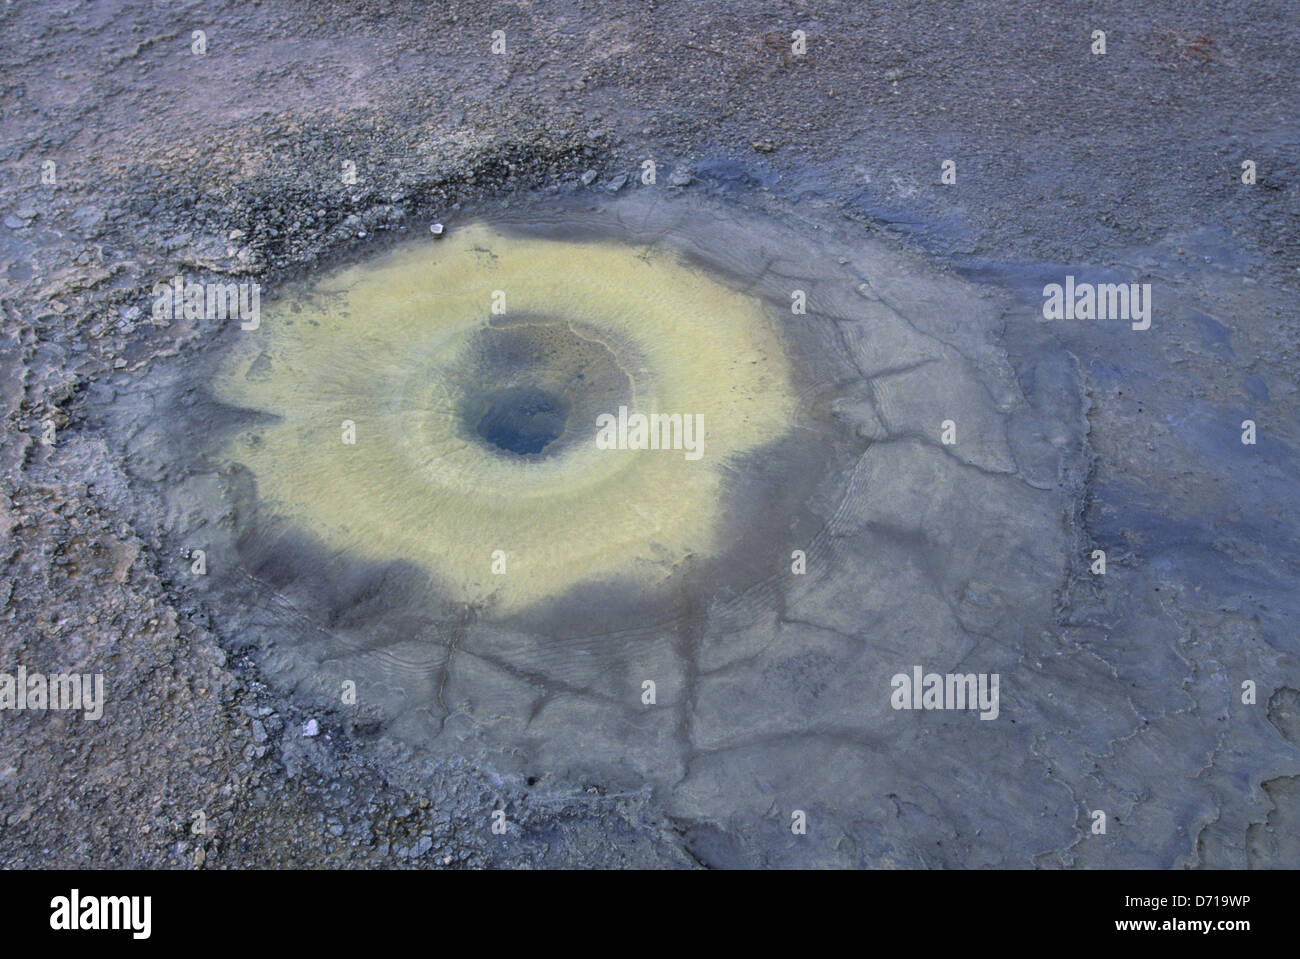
[{"x1": 1, "y1": 0, "x2": 1298, "y2": 868}]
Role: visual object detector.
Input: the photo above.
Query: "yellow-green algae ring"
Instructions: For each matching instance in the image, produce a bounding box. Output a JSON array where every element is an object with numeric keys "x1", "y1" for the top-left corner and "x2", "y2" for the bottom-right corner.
[{"x1": 215, "y1": 221, "x2": 797, "y2": 613}]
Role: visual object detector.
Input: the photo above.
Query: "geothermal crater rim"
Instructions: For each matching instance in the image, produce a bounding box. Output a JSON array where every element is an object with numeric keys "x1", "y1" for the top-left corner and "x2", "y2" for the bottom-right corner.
[{"x1": 451, "y1": 316, "x2": 636, "y2": 461}]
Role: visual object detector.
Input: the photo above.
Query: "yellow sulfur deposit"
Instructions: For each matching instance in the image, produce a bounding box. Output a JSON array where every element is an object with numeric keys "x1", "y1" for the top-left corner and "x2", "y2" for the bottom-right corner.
[{"x1": 214, "y1": 222, "x2": 796, "y2": 612}]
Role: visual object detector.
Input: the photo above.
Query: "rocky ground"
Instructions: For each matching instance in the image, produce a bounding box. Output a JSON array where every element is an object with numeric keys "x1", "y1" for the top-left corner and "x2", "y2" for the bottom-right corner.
[{"x1": 1, "y1": 0, "x2": 1297, "y2": 868}]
